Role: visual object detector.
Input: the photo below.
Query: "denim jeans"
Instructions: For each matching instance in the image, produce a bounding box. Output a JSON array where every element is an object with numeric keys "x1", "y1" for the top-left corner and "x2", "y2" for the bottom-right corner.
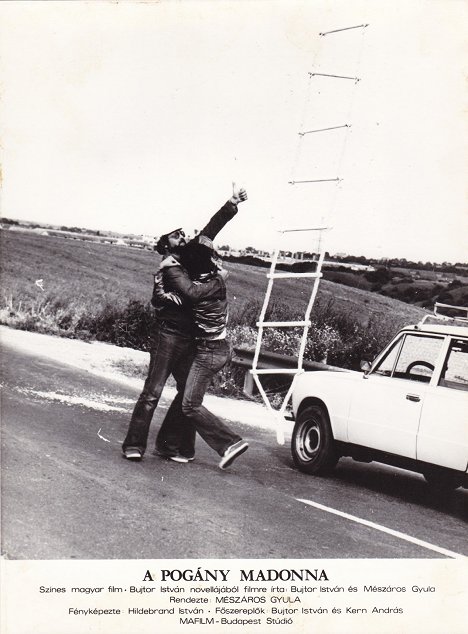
[
  {"x1": 122, "y1": 327, "x2": 196, "y2": 457},
  {"x1": 181, "y1": 338, "x2": 241, "y2": 456}
]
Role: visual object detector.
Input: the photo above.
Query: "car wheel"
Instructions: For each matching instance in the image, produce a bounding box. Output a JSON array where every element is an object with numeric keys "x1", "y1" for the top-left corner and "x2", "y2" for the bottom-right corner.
[
  {"x1": 291, "y1": 404, "x2": 338, "y2": 475},
  {"x1": 423, "y1": 468, "x2": 462, "y2": 493}
]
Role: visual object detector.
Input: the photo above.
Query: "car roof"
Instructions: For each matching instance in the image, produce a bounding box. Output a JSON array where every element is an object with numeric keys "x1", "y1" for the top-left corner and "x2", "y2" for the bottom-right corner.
[{"x1": 403, "y1": 324, "x2": 468, "y2": 338}]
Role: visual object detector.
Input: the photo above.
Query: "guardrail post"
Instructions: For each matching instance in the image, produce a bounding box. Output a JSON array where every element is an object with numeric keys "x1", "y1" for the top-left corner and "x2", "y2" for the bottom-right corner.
[{"x1": 243, "y1": 371, "x2": 255, "y2": 397}]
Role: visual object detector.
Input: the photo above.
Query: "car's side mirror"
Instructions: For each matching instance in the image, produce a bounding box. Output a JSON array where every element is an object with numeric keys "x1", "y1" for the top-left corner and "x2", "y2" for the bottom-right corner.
[{"x1": 360, "y1": 360, "x2": 371, "y2": 373}]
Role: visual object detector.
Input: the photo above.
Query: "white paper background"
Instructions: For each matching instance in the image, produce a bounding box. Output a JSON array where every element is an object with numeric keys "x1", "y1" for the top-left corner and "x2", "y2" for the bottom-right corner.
[{"x1": 1, "y1": 2, "x2": 467, "y2": 633}]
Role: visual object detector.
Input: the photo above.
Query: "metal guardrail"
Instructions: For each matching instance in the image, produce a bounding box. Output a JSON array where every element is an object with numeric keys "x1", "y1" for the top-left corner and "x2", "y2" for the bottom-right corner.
[{"x1": 231, "y1": 347, "x2": 342, "y2": 397}]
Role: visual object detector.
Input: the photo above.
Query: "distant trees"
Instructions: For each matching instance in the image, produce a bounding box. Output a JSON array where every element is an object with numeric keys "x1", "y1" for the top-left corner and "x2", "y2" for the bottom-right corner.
[
  {"x1": 1, "y1": 218, "x2": 20, "y2": 225},
  {"x1": 364, "y1": 267, "x2": 393, "y2": 288}
]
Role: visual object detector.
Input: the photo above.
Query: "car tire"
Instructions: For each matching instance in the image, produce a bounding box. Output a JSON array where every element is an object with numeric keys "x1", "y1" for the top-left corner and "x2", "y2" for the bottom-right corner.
[
  {"x1": 423, "y1": 468, "x2": 462, "y2": 493},
  {"x1": 291, "y1": 404, "x2": 338, "y2": 475}
]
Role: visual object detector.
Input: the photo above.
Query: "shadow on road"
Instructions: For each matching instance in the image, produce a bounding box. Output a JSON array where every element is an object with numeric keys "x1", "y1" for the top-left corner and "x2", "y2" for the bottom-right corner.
[
  {"x1": 332, "y1": 462, "x2": 468, "y2": 520},
  {"x1": 270, "y1": 445, "x2": 468, "y2": 522}
]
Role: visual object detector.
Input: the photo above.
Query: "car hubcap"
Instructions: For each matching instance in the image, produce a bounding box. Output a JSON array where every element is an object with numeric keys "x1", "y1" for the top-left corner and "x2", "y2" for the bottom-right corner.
[{"x1": 298, "y1": 420, "x2": 321, "y2": 461}]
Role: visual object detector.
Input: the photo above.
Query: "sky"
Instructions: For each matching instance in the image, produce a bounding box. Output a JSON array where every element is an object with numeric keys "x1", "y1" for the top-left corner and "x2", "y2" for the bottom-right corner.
[{"x1": 0, "y1": 0, "x2": 467, "y2": 263}]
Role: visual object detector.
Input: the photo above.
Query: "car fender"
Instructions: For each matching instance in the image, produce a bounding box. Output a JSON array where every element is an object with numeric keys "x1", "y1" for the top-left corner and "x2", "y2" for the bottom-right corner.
[{"x1": 292, "y1": 370, "x2": 362, "y2": 442}]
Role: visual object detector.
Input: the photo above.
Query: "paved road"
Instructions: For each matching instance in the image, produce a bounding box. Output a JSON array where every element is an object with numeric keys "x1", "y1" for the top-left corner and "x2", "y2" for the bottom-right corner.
[{"x1": 1, "y1": 342, "x2": 467, "y2": 560}]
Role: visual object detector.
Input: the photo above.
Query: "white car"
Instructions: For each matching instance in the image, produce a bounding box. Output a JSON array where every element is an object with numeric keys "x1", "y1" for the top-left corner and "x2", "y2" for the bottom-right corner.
[{"x1": 291, "y1": 312, "x2": 468, "y2": 491}]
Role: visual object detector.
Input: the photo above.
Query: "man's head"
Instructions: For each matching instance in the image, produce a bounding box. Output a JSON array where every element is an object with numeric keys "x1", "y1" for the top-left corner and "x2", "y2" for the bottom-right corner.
[
  {"x1": 178, "y1": 242, "x2": 218, "y2": 279},
  {"x1": 155, "y1": 228, "x2": 186, "y2": 255}
]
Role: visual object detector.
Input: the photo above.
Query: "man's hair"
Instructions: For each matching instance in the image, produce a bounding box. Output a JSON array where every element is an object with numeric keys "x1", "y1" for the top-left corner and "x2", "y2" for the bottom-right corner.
[
  {"x1": 155, "y1": 227, "x2": 184, "y2": 255},
  {"x1": 155, "y1": 235, "x2": 169, "y2": 255},
  {"x1": 178, "y1": 242, "x2": 217, "y2": 279}
]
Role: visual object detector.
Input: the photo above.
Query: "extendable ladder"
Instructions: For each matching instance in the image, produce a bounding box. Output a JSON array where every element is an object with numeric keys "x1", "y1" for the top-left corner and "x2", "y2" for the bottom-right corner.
[
  {"x1": 418, "y1": 302, "x2": 468, "y2": 326},
  {"x1": 251, "y1": 23, "x2": 369, "y2": 444}
]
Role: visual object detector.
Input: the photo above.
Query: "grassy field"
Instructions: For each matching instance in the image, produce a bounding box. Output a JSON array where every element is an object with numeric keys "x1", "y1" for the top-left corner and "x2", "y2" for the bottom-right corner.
[
  {"x1": 1, "y1": 230, "x2": 153, "y2": 308},
  {"x1": 1, "y1": 228, "x2": 426, "y2": 330},
  {"x1": 1, "y1": 228, "x2": 434, "y2": 398}
]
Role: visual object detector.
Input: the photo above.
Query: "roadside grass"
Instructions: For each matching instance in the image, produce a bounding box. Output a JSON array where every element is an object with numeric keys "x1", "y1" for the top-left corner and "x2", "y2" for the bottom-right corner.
[
  {"x1": 0, "y1": 293, "x2": 90, "y2": 337},
  {"x1": 1, "y1": 229, "x2": 430, "y2": 397}
]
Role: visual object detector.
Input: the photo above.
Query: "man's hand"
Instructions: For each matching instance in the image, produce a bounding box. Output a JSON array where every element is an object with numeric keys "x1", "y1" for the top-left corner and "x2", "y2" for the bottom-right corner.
[
  {"x1": 230, "y1": 182, "x2": 248, "y2": 205},
  {"x1": 159, "y1": 255, "x2": 179, "y2": 270}
]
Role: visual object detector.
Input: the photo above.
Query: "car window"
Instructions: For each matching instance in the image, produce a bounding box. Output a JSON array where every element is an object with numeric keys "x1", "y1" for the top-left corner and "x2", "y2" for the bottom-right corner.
[
  {"x1": 438, "y1": 339, "x2": 468, "y2": 391},
  {"x1": 393, "y1": 334, "x2": 443, "y2": 383},
  {"x1": 373, "y1": 333, "x2": 444, "y2": 383},
  {"x1": 372, "y1": 337, "x2": 402, "y2": 377}
]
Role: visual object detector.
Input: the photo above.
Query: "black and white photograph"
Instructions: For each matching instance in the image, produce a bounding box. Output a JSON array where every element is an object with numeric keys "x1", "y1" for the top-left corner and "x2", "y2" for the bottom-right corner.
[{"x1": 1, "y1": 1, "x2": 467, "y2": 633}]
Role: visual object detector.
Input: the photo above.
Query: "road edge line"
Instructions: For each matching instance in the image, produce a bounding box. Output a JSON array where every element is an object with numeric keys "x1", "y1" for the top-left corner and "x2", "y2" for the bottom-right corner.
[{"x1": 296, "y1": 498, "x2": 465, "y2": 559}]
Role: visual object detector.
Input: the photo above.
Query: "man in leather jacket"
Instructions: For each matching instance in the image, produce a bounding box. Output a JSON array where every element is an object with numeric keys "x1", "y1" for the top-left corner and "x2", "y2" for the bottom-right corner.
[
  {"x1": 154, "y1": 241, "x2": 249, "y2": 469},
  {"x1": 122, "y1": 185, "x2": 247, "y2": 460}
]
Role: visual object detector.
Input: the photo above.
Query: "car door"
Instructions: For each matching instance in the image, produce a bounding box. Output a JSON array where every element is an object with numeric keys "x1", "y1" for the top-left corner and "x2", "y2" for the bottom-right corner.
[
  {"x1": 417, "y1": 337, "x2": 468, "y2": 470},
  {"x1": 347, "y1": 332, "x2": 445, "y2": 459}
]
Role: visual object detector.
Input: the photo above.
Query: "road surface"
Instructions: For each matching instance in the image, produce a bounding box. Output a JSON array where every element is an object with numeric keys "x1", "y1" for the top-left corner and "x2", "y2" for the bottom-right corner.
[{"x1": 1, "y1": 340, "x2": 467, "y2": 560}]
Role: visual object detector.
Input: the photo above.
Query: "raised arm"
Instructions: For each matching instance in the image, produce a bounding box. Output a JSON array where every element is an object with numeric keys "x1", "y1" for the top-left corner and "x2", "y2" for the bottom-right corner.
[{"x1": 198, "y1": 183, "x2": 247, "y2": 240}]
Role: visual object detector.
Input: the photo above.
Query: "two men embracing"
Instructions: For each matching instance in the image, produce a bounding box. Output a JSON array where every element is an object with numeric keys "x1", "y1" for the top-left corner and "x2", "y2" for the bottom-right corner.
[{"x1": 122, "y1": 185, "x2": 249, "y2": 470}]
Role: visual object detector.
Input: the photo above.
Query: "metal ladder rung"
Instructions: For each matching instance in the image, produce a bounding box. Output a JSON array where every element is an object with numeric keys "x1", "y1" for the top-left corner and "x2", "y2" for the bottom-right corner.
[
  {"x1": 251, "y1": 368, "x2": 301, "y2": 375},
  {"x1": 435, "y1": 302, "x2": 468, "y2": 317},
  {"x1": 288, "y1": 178, "x2": 342, "y2": 184},
  {"x1": 299, "y1": 124, "x2": 350, "y2": 136},
  {"x1": 267, "y1": 272, "x2": 321, "y2": 279},
  {"x1": 257, "y1": 320, "x2": 311, "y2": 328},
  {"x1": 279, "y1": 226, "x2": 331, "y2": 233},
  {"x1": 309, "y1": 72, "x2": 360, "y2": 82},
  {"x1": 319, "y1": 23, "x2": 369, "y2": 36}
]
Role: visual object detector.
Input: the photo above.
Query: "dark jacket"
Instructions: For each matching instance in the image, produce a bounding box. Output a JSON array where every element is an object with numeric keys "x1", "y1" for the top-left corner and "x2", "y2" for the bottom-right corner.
[
  {"x1": 151, "y1": 200, "x2": 237, "y2": 335},
  {"x1": 195, "y1": 199, "x2": 238, "y2": 242},
  {"x1": 155, "y1": 267, "x2": 228, "y2": 339}
]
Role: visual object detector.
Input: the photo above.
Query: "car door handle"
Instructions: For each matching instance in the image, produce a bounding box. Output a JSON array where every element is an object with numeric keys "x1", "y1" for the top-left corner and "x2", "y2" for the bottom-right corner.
[{"x1": 406, "y1": 394, "x2": 421, "y2": 402}]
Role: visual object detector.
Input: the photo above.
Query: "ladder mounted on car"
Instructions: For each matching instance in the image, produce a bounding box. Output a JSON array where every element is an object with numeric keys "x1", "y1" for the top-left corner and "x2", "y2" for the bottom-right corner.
[
  {"x1": 418, "y1": 302, "x2": 468, "y2": 327},
  {"x1": 250, "y1": 226, "x2": 329, "y2": 445},
  {"x1": 251, "y1": 23, "x2": 369, "y2": 445}
]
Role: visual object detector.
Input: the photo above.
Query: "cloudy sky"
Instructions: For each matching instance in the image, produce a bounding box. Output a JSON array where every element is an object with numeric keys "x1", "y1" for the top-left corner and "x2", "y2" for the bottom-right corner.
[{"x1": 1, "y1": 0, "x2": 466, "y2": 262}]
